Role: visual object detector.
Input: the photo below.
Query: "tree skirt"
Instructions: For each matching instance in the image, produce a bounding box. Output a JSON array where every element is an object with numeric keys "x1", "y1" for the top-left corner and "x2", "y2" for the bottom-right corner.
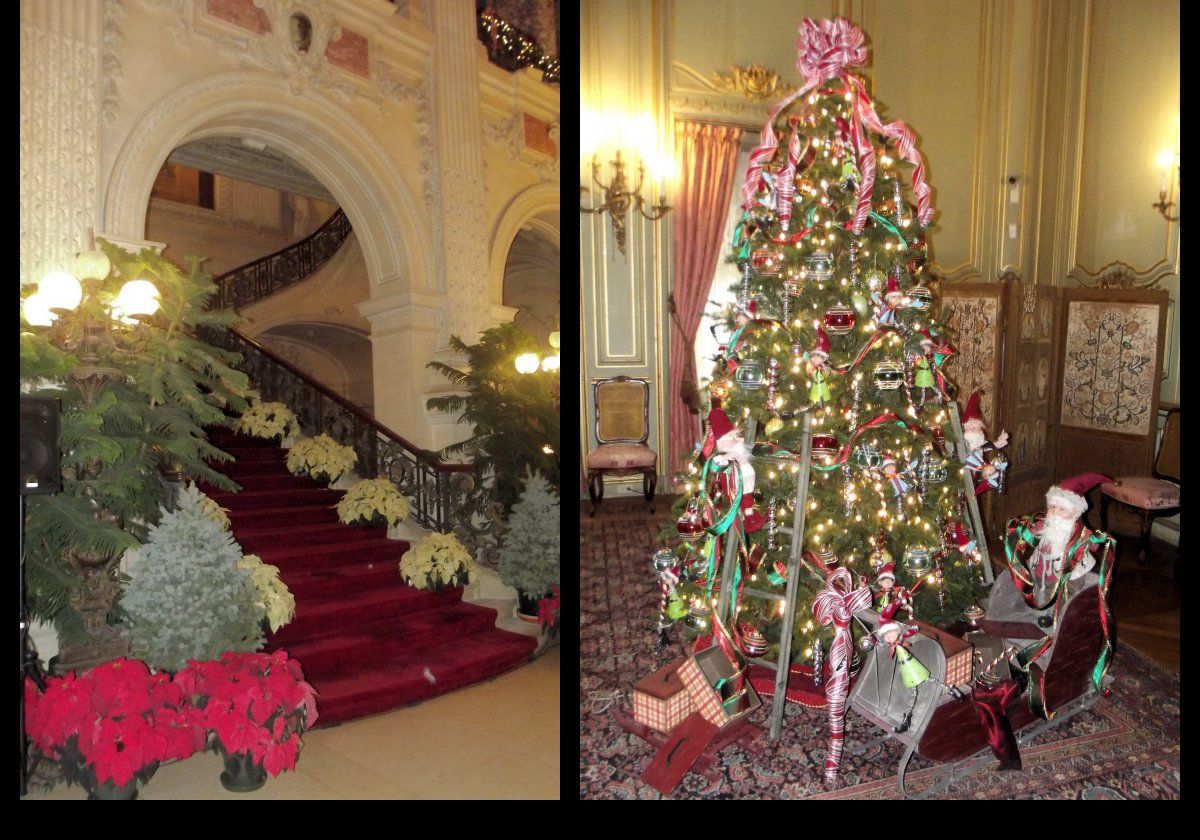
[{"x1": 580, "y1": 502, "x2": 1180, "y2": 800}]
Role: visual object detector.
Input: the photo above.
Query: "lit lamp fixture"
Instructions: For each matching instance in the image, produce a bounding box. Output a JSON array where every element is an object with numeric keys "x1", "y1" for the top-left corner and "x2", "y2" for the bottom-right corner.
[
  {"x1": 1153, "y1": 148, "x2": 1179, "y2": 222},
  {"x1": 22, "y1": 250, "x2": 161, "y2": 406},
  {"x1": 579, "y1": 150, "x2": 671, "y2": 255}
]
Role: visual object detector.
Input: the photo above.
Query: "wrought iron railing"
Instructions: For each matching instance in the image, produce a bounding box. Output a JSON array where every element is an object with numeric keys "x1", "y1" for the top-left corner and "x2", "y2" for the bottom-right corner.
[
  {"x1": 213, "y1": 208, "x2": 353, "y2": 310},
  {"x1": 204, "y1": 326, "x2": 506, "y2": 564}
]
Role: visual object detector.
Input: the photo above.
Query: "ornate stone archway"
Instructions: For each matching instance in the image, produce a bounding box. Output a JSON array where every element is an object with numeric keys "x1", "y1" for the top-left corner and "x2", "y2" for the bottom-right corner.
[
  {"x1": 101, "y1": 70, "x2": 429, "y2": 297},
  {"x1": 488, "y1": 182, "x2": 560, "y2": 306}
]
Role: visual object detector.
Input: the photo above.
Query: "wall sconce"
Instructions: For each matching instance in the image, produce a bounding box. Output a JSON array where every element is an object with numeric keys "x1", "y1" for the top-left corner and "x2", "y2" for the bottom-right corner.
[
  {"x1": 1153, "y1": 149, "x2": 1179, "y2": 223},
  {"x1": 579, "y1": 150, "x2": 671, "y2": 255}
]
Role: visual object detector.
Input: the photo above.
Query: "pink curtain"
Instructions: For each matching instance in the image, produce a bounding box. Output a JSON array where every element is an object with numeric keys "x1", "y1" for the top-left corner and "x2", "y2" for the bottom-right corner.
[{"x1": 667, "y1": 120, "x2": 743, "y2": 484}]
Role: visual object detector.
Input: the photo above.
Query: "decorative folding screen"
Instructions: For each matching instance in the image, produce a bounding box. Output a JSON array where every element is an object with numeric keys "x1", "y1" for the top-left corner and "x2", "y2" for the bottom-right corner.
[
  {"x1": 939, "y1": 283, "x2": 1007, "y2": 532},
  {"x1": 1053, "y1": 288, "x2": 1169, "y2": 481}
]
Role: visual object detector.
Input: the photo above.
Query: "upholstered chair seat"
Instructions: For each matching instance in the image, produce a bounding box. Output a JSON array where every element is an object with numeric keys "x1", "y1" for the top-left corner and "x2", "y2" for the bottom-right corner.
[
  {"x1": 1101, "y1": 477, "x2": 1180, "y2": 510},
  {"x1": 587, "y1": 443, "x2": 657, "y2": 471}
]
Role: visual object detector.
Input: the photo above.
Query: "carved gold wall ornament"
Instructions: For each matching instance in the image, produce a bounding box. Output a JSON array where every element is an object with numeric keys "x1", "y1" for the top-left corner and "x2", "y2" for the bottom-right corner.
[
  {"x1": 711, "y1": 64, "x2": 784, "y2": 101},
  {"x1": 1068, "y1": 259, "x2": 1176, "y2": 290}
]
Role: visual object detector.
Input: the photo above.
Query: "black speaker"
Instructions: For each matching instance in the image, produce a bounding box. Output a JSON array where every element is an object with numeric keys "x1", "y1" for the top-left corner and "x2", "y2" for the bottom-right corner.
[{"x1": 20, "y1": 396, "x2": 62, "y2": 495}]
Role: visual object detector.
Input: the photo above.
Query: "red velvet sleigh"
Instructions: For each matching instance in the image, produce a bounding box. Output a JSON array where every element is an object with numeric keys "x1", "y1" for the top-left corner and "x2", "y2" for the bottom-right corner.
[{"x1": 845, "y1": 572, "x2": 1112, "y2": 798}]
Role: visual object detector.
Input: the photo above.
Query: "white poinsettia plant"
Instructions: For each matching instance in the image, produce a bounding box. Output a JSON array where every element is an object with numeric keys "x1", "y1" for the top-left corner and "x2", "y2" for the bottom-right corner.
[
  {"x1": 196, "y1": 485, "x2": 232, "y2": 531},
  {"x1": 285, "y1": 433, "x2": 357, "y2": 483},
  {"x1": 236, "y1": 399, "x2": 300, "y2": 440},
  {"x1": 399, "y1": 532, "x2": 476, "y2": 591},
  {"x1": 337, "y1": 478, "x2": 411, "y2": 528},
  {"x1": 236, "y1": 554, "x2": 297, "y2": 633}
]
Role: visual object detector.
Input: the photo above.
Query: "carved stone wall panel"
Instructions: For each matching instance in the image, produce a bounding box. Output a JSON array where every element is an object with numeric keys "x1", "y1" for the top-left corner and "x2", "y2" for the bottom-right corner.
[{"x1": 1060, "y1": 300, "x2": 1159, "y2": 436}]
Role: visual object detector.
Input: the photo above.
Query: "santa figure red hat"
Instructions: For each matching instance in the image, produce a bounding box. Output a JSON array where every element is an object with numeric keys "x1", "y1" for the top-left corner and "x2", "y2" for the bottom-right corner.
[
  {"x1": 1045, "y1": 473, "x2": 1113, "y2": 520},
  {"x1": 880, "y1": 451, "x2": 897, "y2": 471},
  {"x1": 962, "y1": 390, "x2": 984, "y2": 426},
  {"x1": 699, "y1": 406, "x2": 767, "y2": 532},
  {"x1": 918, "y1": 327, "x2": 934, "y2": 347},
  {"x1": 876, "y1": 561, "x2": 896, "y2": 583},
  {"x1": 810, "y1": 327, "x2": 831, "y2": 360},
  {"x1": 701, "y1": 405, "x2": 736, "y2": 460},
  {"x1": 948, "y1": 520, "x2": 975, "y2": 550},
  {"x1": 885, "y1": 273, "x2": 902, "y2": 298}
]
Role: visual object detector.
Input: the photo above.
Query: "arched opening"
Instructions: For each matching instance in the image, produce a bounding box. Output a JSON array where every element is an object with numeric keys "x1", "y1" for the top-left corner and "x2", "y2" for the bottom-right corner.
[
  {"x1": 258, "y1": 322, "x2": 375, "y2": 413},
  {"x1": 502, "y1": 214, "x2": 559, "y2": 343}
]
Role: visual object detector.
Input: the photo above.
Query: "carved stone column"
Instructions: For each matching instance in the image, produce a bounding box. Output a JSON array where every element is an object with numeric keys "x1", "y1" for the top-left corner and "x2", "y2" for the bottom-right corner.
[
  {"x1": 20, "y1": 0, "x2": 105, "y2": 287},
  {"x1": 429, "y1": 0, "x2": 493, "y2": 343}
]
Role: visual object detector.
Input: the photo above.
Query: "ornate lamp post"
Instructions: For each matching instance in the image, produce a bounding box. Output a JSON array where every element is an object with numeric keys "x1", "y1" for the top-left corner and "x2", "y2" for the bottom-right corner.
[{"x1": 22, "y1": 249, "x2": 161, "y2": 674}]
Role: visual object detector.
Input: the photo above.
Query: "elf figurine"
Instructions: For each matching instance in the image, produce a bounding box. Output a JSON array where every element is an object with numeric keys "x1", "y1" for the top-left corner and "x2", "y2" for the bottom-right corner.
[
  {"x1": 873, "y1": 562, "x2": 917, "y2": 616},
  {"x1": 805, "y1": 327, "x2": 834, "y2": 407},
  {"x1": 871, "y1": 273, "x2": 905, "y2": 327},
  {"x1": 961, "y1": 391, "x2": 1009, "y2": 496},
  {"x1": 873, "y1": 601, "x2": 964, "y2": 732},
  {"x1": 875, "y1": 451, "x2": 916, "y2": 517},
  {"x1": 701, "y1": 406, "x2": 767, "y2": 533},
  {"x1": 909, "y1": 328, "x2": 953, "y2": 407}
]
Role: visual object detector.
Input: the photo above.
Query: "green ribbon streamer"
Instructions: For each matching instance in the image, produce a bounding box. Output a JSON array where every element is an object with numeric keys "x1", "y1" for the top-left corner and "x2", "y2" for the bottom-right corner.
[{"x1": 868, "y1": 210, "x2": 909, "y2": 248}]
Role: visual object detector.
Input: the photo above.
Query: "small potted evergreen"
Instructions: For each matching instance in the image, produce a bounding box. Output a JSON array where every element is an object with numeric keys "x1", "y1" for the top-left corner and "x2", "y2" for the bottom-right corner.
[{"x1": 496, "y1": 471, "x2": 560, "y2": 619}]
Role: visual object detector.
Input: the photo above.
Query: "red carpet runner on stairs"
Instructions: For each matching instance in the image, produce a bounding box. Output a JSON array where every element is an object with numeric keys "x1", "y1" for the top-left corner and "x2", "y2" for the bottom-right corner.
[{"x1": 202, "y1": 428, "x2": 537, "y2": 727}]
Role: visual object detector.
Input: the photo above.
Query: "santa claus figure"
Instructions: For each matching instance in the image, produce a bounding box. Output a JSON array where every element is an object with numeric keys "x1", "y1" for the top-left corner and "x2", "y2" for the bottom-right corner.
[
  {"x1": 805, "y1": 327, "x2": 833, "y2": 406},
  {"x1": 701, "y1": 407, "x2": 767, "y2": 533},
  {"x1": 961, "y1": 391, "x2": 1009, "y2": 495},
  {"x1": 1029, "y1": 474, "x2": 1113, "y2": 600},
  {"x1": 947, "y1": 520, "x2": 982, "y2": 573},
  {"x1": 871, "y1": 273, "x2": 905, "y2": 327}
]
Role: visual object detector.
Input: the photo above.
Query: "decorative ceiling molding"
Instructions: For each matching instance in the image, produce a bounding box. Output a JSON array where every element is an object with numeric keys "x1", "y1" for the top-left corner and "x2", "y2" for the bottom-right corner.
[
  {"x1": 1068, "y1": 259, "x2": 1176, "y2": 290},
  {"x1": 710, "y1": 64, "x2": 784, "y2": 102},
  {"x1": 167, "y1": 137, "x2": 337, "y2": 202},
  {"x1": 669, "y1": 61, "x2": 776, "y2": 128}
]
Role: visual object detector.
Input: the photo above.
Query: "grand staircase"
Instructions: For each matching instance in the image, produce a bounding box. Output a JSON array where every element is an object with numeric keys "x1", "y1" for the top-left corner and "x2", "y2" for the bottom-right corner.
[
  {"x1": 201, "y1": 427, "x2": 535, "y2": 727},
  {"x1": 197, "y1": 209, "x2": 533, "y2": 727}
]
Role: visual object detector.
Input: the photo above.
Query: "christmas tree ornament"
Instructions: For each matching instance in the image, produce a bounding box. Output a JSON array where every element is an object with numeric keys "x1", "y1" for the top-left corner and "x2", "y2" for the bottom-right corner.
[
  {"x1": 918, "y1": 454, "x2": 948, "y2": 484},
  {"x1": 782, "y1": 269, "x2": 804, "y2": 299},
  {"x1": 811, "y1": 640, "x2": 825, "y2": 686},
  {"x1": 766, "y1": 357, "x2": 780, "y2": 408},
  {"x1": 903, "y1": 545, "x2": 933, "y2": 575},
  {"x1": 766, "y1": 499, "x2": 777, "y2": 551},
  {"x1": 653, "y1": 548, "x2": 681, "y2": 644},
  {"x1": 864, "y1": 268, "x2": 887, "y2": 292},
  {"x1": 805, "y1": 249, "x2": 835, "y2": 282},
  {"x1": 752, "y1": 245, "x2": 784, "y2": 277},
  {"x1": 734, "y1": 358, "x2": 765, "y2": 390},
  {"x1": 853, "y1": 440, "x2": 881, "y2": 469},
  {"x1": 683, "y1": 602, "x2": 709, "y2": 633},
  {"x1": 907, "y1": 251, "x2": 927, "y2": 274},
  {"x1": 842, "y1": 461, "x2": 854, "y2": 515},
  {"x1": 666, "y1": 591, "x2": 688, "y2": 620},
  {"x1": 811, "y1": 433, "x2": 839, "y2": 466},
  {"x1": 963, "y1": 603, "x2": 985, "y2": 631},
  {"x1": 839, "y1": 157, "x2": 860, "y2": 192},
  {"x1": 746, "y1": 543, "x2": 765, "y2": 575},
  {"x1": 817, "y1": 547, "x2": 839, "y2": 571},
  {"x1": 872, "y1": 360, "x2": 904, "y2": 390},
  {"x1": 709, "y1": 378, "x2": 729, "y2": 409},
  {"x1": 676, "y1": 498, "x2": 706, "y2": 541},
  {"x1": 823, "y1": 302, "x2": 856, "y2": 335},
  {"x1": 907, "y1": 284, "x2": 933, "y2": 310},
  {"x1": 763, "y1": 415, "x2": 784, "y2": 437},
  {"x1": 742, "y1": 624, "x2": 770, "y2": 657},
  {"x1": 851, "y1": 291, "x2": 870, "y2": 317},
  {"x1": 869, "y1": 541, "x2": 892, "y2": 574}
]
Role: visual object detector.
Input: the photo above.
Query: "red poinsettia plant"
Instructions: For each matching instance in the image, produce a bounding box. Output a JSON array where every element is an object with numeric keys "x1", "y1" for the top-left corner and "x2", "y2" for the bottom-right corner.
[
  {"x1": 538, "y1": 585, "x2": 560, "y2": 636},
  {"x1": 175, "y1": 650, "x2": 318, "y2": 778},
  {"x1": 24, "y1": 658, "x2": 205, "y2": 793}
]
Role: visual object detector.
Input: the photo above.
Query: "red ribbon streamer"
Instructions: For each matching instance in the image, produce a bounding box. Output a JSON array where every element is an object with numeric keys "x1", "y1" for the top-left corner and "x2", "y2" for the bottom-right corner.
[{"x1": 970, "y1": 679, "x2": 1023, "y2": 770}]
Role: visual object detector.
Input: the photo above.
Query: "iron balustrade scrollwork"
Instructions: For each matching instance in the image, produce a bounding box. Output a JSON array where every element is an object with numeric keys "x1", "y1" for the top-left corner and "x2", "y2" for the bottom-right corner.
[
  {"x1": 214, "y1": 208, "x2": 353, "y2": 310},
  {"x1": 202, "y1": 326, "x2": 505, "y2": 564}
]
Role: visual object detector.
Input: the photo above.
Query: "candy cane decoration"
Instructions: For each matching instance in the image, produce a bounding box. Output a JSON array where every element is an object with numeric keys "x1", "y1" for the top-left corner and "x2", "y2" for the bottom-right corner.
[
  {"x1": 849, "y1": 97, "x2": 876, "y2": 234},
  {"x1": 812, "y1": 567, "x2": 874, "y2": 782},
  {"x1": 776, "y1": 128, "x2": 803, "y2": 230}
]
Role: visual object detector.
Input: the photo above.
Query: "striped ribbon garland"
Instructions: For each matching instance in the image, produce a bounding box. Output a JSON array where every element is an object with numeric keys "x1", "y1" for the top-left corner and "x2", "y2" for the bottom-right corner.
[{"x1": 812, "y1": 567, "x2": 874, "y2": 781}]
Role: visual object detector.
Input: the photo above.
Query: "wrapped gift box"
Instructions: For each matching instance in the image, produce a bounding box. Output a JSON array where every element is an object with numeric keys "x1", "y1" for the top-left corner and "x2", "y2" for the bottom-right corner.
[
  {"x1": 632, "y1": 658, "x2": 693, "y2": 734},
  {"x1": 678, "y1": 646, "x2": 761, "y2": 728},
  {"x1": 913, "y1": 619, "x2": 974, "y2": 687}
]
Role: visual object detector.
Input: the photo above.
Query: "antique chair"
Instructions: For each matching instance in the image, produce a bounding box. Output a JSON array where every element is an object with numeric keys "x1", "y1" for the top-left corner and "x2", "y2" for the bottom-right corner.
[
  {"x1": 586, "y1": 376, "x2": 656, "y2": 516},
  {"x1": 1100, "y1": 407, "x2": 1180, "y2": 566}
]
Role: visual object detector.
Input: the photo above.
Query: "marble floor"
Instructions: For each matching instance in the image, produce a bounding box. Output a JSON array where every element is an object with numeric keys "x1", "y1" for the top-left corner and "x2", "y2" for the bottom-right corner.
[{"x1": 23, "y1": 642, "x2": 560, "y2": 800}]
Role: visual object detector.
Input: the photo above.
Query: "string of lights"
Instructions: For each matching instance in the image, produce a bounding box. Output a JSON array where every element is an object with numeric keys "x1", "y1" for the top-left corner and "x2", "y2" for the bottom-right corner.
[{"x1": 478, "y1": 8, "x2": 560, "y2": 84}]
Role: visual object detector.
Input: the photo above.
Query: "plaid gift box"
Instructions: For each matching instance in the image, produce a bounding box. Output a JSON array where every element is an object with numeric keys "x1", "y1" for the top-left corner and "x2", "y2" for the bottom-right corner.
[
  {"x1": 631, "y1": 658, "x2": 693, "y2": 733},
  {"x1": 914, "y1": 619, "x2": 974, "y2": 687},
  {"x1": 678, "y1": 647, "x2": 761, "y2": 728}
]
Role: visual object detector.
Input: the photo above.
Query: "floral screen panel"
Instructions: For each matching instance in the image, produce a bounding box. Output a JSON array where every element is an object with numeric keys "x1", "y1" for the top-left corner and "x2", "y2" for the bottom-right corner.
[
  {"x1": 1010, "y1": 283, "x2": 1057, "y2": 474},
  {"x1": 940, "y1": 292, "x2": 1001, "y2": 423},
  {"x1": 1060, "y1": 301, "x2": 1159, "y2": 437}
]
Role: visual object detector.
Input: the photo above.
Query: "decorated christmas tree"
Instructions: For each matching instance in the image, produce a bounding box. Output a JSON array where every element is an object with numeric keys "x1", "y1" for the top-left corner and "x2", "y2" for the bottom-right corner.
[{"x1": 666, "y1": 19, "x2": 996, "y2": 668}]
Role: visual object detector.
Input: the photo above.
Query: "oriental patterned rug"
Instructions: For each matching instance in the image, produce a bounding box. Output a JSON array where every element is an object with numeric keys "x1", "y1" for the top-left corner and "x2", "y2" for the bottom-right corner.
[{"x1": 579, "y1": 502, "x2": 1180, "y2": 800}]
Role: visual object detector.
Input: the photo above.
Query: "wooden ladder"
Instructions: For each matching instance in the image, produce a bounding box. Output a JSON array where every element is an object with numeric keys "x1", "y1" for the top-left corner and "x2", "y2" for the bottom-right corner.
[{"x1": 716, "y1": 412, "x2": 816, "y2": 741}]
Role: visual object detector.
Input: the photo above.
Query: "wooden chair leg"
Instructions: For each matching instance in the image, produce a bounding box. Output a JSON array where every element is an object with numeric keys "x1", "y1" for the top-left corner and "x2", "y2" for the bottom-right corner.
[
  {"x1": 643, "y1": 470, "x2": 656, "y2": 513},
  {"x1": 1138, "y1": 509, "x2": 1153, "y2": 566},
  {"x1": 588, "y1": 472, "x2": 602, "y2": 516}
]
